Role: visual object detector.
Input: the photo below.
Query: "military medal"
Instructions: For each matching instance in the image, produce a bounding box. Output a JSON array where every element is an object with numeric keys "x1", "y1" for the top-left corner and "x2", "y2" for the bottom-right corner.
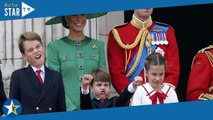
[
  {"x1": 151, "y1": 34, "x2": 156, "y2": 45},
  {"x1": 160, "y1": 33, "x2": 164, "y2": 45},
  {"x1": 155, "y1": 34, "x2": 160, "y2": 45},
  {"x1": 151, "y1": 29, "x2": 168, "y2": 45},
  {"x1": 160, "y1": 35, "x2": 164, "y2": 45},
  {"x1": 151, "y1": 40, "x2": 155, "y2": 45},
  {"x1": 164, "y1": 40, "x2": 168, "y2": 45},
  {"x1": 163, "y1": 33, "x2": 168, "y2": 45}
]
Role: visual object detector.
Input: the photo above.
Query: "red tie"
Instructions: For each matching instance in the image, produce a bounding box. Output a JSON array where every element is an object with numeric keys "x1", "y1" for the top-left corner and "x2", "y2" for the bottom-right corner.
[
  {"x1": 36, "y1": 70, "x2": 44, "y2": 86},
  {"x1": 99, "y1": 98, "x2": 105, "y2": 103},
  {"x1": 150, "y1": 91, "x2": 167, "y2": 104}
]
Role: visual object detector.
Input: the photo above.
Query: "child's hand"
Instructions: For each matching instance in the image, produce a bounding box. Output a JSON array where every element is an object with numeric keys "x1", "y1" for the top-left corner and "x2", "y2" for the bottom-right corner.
[
  {"x1": 133, "y1": 76, "x2": 143, "y2": 89},
  {"x1": 82, "y1": 74, "x2": 93, "y2": 90}
]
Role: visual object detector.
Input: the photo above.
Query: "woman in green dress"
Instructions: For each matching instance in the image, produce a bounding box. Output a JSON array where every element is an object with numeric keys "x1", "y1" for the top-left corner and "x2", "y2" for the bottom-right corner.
[{"x1": 45, "y1": 13, "x2": 107, "y2": 111}]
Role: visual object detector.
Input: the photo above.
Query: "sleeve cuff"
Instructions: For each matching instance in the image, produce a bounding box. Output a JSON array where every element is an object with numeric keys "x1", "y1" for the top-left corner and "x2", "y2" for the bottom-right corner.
[
  {"x1": 81, "y1": 86, "x2": 89, "y2": 95},
  {"x1": 128, "y1": 82, "x2": 136, "y2": 93},
  {"x1": 198, "y1": 93, "x2": 213, "y2": 100}
]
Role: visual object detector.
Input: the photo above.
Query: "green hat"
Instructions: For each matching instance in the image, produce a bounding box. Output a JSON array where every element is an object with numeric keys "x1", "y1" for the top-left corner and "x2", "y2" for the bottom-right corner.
[{"x1": 45, "y1": 12, "x2": 107, "y2": 25}]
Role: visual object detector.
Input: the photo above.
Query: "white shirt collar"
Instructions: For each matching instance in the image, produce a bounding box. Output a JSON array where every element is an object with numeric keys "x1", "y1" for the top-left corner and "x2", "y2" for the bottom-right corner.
[{"x1": 31, "y1": 65, "x2": 45, "y2": 73}]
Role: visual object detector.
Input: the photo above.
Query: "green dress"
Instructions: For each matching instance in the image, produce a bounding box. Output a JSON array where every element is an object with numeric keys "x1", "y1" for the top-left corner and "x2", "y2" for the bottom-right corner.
[{"x1": 47, "y1": 36, "x2": 106, "y2": 111}]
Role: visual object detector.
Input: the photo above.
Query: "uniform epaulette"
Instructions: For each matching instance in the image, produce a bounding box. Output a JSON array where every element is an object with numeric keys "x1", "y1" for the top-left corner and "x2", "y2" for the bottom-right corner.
[
  {"x1": 113, "y1": 23, "x2": 128, "y2": 29},
  {"x1": 198, "y1": 45, "x2": 213, "y2": 53},
  {"x1": 154, "y1": 21, "x2": 172, "y2": 28},
  {"x1": 191, "y1": 45, "x2": 213, "y2": 68}
]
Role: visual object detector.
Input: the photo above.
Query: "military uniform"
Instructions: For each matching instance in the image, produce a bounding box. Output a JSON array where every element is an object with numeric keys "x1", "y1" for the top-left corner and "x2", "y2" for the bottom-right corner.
[
  {"x1": 47, "y1": 36, "x2": 106, "y2": 111},
  {"x1": 187, "y1": 45, "x2": 213, "y2": 101},
  {"x1": 107, "y1": 15, "x2": 180, "y2": 94}
]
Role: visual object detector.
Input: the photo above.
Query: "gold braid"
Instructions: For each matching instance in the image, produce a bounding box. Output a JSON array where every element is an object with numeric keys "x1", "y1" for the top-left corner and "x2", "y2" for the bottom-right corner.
[
  {"x1": 204, "y1": 51, "x2": 213, "y2": 68},
  {"x1": 112, "y1": 27, "x2": 151, "y2": 77},
  {"x1": 126, "y1": 33, "x2": 144, "y2": 77},
  {"x1": 124, "y1": 50, "x2": 132, "y2": 72},
  {"x1": 112, "y1": 28, "x2": 147, "y2": 50},
  {"x1": 198, "y1": 45, "x2": 213, "y2": 53},
  {"x1": 202, "y1": 49, "x2": 213, "y2": 99},
  {"x1": 145, "y1": 32, "x2": 152, "y2": 54},
  {"x1": 191, "y1": 45, "x2": 213, "y2": 69},
  {"x1": 124, "y1": 50, "x2": 128, "y2": 71}
]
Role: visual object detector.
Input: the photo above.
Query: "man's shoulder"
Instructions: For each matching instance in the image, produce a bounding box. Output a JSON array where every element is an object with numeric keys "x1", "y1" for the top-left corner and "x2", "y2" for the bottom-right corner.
[
  {"x1": 191, "y1": 45, "x2": 213, "y2": 68},
  {"x1": 197, "y1": 45, "x2": 213, "y2": 54},
  {"x1": 113, "y1": 23, "x2": 129, "y2": 30},
  {"x1": 196, "y1": 45, "x2": 213, "y2": 62},
  {"x1": 154, "y1": 21, "x2": 172, "y2": 28}
]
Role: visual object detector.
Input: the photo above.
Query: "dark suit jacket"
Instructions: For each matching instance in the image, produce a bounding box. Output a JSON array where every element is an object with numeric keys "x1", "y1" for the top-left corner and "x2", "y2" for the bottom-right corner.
[
  {"x1": 9, "y1": 65, "x2": 66, "y2": 114},
  {"x1": 0, "y1": 70, "x2": 7, "y2": 115},
  {"x1": 80, "y1": 87, "x2": 133, "y2": 110}
]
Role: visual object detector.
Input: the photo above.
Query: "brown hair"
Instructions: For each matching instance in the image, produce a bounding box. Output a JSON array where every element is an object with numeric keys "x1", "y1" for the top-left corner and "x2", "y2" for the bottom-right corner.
[
  {"x1": 144, "y1": 52, "x2": 167, "y2": 71},
  {"x1": 62, "y1": 16, "x2": 69, "y2": 29},
  {"x1": 90, "y1": 69, "x2": 112, "y2": 86},
  {"x1": 18, "y1": 32, "x2": 42, "y2": 54}
]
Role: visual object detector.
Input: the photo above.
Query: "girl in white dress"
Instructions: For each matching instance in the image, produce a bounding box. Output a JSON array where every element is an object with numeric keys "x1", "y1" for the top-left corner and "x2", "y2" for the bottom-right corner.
[{"x1": 131, "y1": 53, "x2": 178, "y2": 106}]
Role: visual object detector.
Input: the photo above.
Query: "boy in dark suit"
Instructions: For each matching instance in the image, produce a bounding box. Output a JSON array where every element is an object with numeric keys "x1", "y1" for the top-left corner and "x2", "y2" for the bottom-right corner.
[
  {"x1": 9, "y1": 32, "x2": 66, "y2": 114},
  {"x1": 80, "y1": 69, "x2": 142, "y2": 109}
]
